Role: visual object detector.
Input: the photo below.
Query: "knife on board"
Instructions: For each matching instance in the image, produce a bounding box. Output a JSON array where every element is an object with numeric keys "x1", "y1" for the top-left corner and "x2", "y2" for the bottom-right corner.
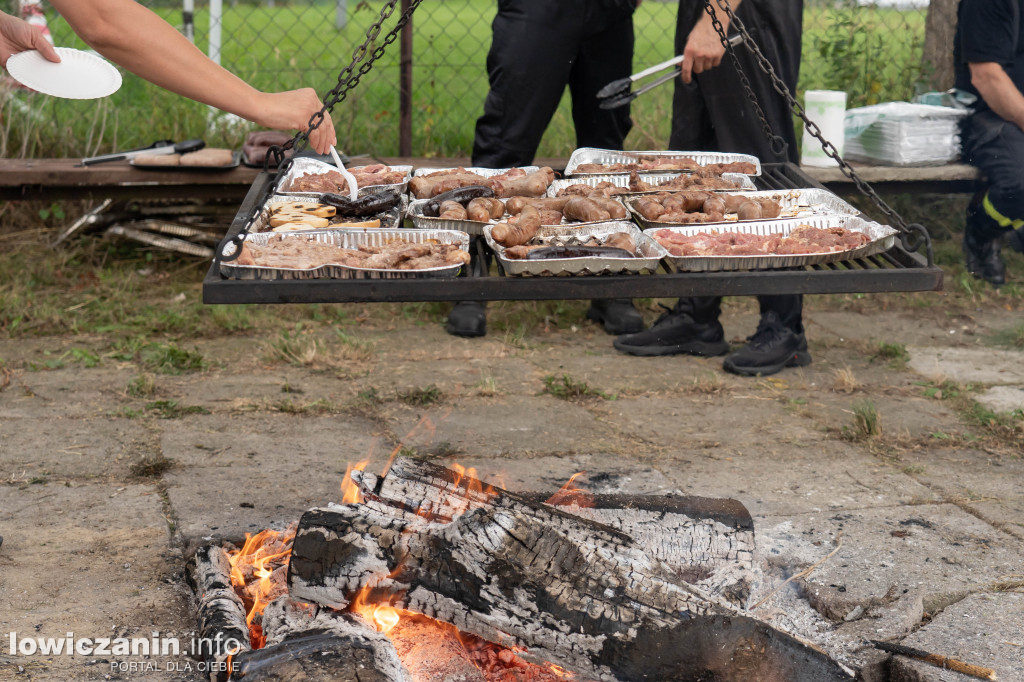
[{"x1": 80, "y1": 139, "x2": 205, "y2": 166}]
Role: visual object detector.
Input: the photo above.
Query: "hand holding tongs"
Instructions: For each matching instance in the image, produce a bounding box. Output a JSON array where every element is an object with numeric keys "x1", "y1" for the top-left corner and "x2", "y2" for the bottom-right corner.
[{"x1": 597, "y1": 34, "x2": 744, "y2": 110}]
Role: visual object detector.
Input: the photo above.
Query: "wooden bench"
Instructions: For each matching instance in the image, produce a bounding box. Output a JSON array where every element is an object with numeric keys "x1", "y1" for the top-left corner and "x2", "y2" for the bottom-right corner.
[
  {"x1": 0, "y1": 156, "x2": 982, "y2": 203},
  {"x1": 800, "y1": 161, "x2": 983, "y2": 195}
]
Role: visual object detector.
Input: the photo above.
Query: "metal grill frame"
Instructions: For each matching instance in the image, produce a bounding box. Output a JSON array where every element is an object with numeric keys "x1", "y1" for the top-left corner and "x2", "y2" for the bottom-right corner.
[{"x1": 202, "y1": 163, "x2": 943, "y2": 305}]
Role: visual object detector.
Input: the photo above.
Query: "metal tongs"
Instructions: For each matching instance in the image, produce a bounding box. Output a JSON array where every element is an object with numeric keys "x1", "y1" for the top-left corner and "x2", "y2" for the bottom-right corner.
[{"x1": 597, "y1": 33, "x2": 744, "y2": 110}]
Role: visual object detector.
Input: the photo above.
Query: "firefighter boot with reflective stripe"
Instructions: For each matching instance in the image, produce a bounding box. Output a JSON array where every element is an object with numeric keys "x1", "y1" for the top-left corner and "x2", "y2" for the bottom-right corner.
[{"x1": 963, "y1": 200, "x2": 1006, "y2": 286}]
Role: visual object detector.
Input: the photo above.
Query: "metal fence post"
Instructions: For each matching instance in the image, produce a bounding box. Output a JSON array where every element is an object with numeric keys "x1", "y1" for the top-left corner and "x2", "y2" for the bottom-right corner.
[
  {"x1": 336, "y1": 0, "x2": 348, "y2": 29},
  {"x1": 182, "y1": 0, "x2": 194, "y2": 42},
  {"x1": 399, "y1": 0, "x2": 412, "y2": 156}
]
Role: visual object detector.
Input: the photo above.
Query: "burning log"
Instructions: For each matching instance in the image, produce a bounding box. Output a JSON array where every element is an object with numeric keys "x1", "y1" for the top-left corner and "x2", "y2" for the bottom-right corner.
[
  {"x1": 288, "y1": 458, "x2": 852, "y2": 681},
  {"x1": 186, "y1": 545, "x2": 252, "y2": 662},
  {"x1": 228, "y1": 628, "x2": 407, "y2": 682}
]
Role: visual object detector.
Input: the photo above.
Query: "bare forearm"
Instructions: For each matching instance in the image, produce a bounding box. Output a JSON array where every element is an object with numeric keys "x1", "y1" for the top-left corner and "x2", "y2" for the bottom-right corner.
[
  {"x1": 49, "y1": 0, "x2": 263, "y2": 120},
  {"x1": 970, "y1": 61, "x2": 1024, "y2": 131}
]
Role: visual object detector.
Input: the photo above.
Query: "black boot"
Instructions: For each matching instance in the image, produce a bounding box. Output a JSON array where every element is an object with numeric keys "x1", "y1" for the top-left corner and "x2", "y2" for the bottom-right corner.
[
  {"x1": 722, "y1": 311, "x2": 811, "y2": 377},
  {"x1": 612, "y1": 304, "x2": 729, "y2": 357},
  {"x1": 585, "y1": 298, "x2": 645, "y2": 335},
  {"x1": 1007, "y1": 227, "x2": 1024, "y2": 254},
  {"x1": 963, "y1": 201, "x2": 1007, "y2": 286},
  {"x1": 445, "y1": 301, "x2": 487, "y2": 338}
]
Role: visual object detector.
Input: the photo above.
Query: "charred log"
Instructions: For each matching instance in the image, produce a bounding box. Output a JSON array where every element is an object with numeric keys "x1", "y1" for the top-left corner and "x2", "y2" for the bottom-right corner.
[
  {"x1": 229, "y1": 628, "x2": 407, "y2": 682},
  {"x1": 533, "y1": 493, "x2": 756, "y2": 607},
  {"x1": 186, "y1": 545, "x2": 252, "y2": 662},
  {"x1": 287, "y1": 458, "x2": 851, "y2": 681}
]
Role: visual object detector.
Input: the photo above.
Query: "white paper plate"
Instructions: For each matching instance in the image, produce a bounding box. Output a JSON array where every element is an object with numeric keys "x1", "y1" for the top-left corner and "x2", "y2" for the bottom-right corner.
[{"x1": 6, "y1": 47, "x2": 122, "y2": 99}]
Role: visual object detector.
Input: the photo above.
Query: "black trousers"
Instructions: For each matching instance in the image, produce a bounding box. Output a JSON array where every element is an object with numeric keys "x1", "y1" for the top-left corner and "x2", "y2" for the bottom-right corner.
[
  {"x1": 962, "y1": 109, "x2": 1024, "y2": 228},
  {"x1": 472, "y1": 0, "x2": 636, "y2": 168},
  {"x1": 670, "y1": 0, "x2": 805, "y2": 332}
]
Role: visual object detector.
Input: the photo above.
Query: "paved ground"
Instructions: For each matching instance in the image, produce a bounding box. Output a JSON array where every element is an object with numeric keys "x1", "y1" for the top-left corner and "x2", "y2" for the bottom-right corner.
[{"x1": 1, "y1": 300, "x2": 1022, "y2": 681}]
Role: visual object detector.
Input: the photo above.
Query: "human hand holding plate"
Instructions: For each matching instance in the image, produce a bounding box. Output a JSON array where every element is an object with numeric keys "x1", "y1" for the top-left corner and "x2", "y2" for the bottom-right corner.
[{"x1": 6, "y1": 46, "x2": 121, "y2": 99}]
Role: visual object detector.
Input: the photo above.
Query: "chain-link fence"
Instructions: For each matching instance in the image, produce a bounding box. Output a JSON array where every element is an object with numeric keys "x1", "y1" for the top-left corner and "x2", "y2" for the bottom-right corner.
[{"x1": 5, "y1": 0, "x2": 936, "y2": 159}]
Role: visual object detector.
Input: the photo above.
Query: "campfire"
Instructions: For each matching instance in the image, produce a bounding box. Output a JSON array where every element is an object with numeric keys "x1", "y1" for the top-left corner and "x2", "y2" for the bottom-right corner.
[{"x1": 188, "y1": 457, "x2": 852, "y2": 681}]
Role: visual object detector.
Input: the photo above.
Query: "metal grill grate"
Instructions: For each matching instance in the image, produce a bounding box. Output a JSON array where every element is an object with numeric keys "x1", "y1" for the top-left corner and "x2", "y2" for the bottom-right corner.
[{"x1": 202, "y1": 163, "x2": 943, "y2": 305}]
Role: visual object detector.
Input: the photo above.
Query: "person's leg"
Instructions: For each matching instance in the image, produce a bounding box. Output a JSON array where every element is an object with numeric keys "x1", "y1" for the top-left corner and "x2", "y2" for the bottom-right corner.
[
  {"x1": 569, "y1": 6, "x2": 634, "y2": 151},
  {"x1": 455, "y1": 0, "x2": 584, "y2": 337},
  {"x1": 613, "y1": 297, "x2": 729, "y2": 357},
  {"x1": 722, "y1": 295, "x2": 809, "y2": 376},
  {"x1": 566, "y1": 5, "x2": 642, "y2": 333},
  {"x1": 472, "y1": 0, "x2": 584, "y2": 168},
  {"x1": 961, "y1": 110, "x2": 1024, "y2": 285}
]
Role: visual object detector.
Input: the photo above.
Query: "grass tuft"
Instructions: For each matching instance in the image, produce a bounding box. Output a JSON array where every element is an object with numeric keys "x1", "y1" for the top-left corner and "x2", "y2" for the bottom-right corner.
[
  {"x1": 541, "y1": 374, "x2": 613, "y2": 402},
  {"x1": 397, "y1": 385, "x2": 443, "y2": 407}
]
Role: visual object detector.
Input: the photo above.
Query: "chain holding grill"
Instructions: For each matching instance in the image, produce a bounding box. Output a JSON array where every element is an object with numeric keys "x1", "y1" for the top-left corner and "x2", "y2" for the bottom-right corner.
[
  {"x1": 703, "y1": 0, "x2": 933, "y2": 265},
  {"x1": 263, "y1": 0, "x2": 425, "y2": 171},
  {"x1": 218, "y1": 0, "x2": 423, "y2": 264}
]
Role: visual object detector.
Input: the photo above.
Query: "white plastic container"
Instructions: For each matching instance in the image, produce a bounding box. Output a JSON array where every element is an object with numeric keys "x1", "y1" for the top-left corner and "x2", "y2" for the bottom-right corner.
[{"x1": 801, "y1": 90, "x2": 847, "y2": 167}]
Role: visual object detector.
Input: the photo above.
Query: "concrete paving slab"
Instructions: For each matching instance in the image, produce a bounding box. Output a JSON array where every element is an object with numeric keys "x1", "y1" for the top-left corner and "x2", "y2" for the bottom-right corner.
[
  {"x1": 760, "y1": 504, "x2": 1024, "y2": 616},
  {"x1": 976, "y1": 385, "x2": 1024, "y2": 413},
  {"x1": 889, "y1": 592, "x2": 1024, "y2": 682},
  {"x1": 381, "y1": 394, "x2": 627, "y2": 458},
  {"x1": 0, "y1": 367, "x2": 135, "y2": 420},
  {"x1": 0, "y1": 418, "x2": 152, "y2": 481},
  {"x1": 907, "y1": 346, "x2": 1024, "y2": 385},
  {"x1": 0, "y1": 483, "x2": 199, "y2": 681},
  {"x1": 810, "y1": 310, "x2": 985, "y2": 348},
  {"x1": 800, "y1": 392, "x2": 968, "y2": 440},
  {"x1": 898, "y1": 447, "x2": 1024, "y2": 505},
  {"x1": 160, "y1": 414, "x2": 388, "y2": 541}
]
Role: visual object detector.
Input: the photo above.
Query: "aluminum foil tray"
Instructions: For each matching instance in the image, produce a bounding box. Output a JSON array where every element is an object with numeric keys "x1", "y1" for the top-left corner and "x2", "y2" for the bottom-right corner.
[
  {"x1": 548, "y1": 173, "x2": 755, "y2": 197},
  {"x1": 219, "y1": 228, "x2": 470, "y2": 280},
  {"x1": 406, "y1": 197, "x2": 507, "y2": 237},
  {"x1": 626, "y1": 188, "x2": 859, "y2": 230},
  {"x1": 408, "y1": 166, "x2": 546, "y2": 200},
  {"x1": 484, "y1": 221, "x2": 667, "y2": 277},
  {"x1": 411, "y1": 165, "x2": 539, "y2": 177},
  {"x1": 407, "y1": 196, "x2": 628, "y2": 237},
  {"x1": 564, "y1": 148, "x2": 761, "y2": 177},
  {"x1": 246, "y1": 194, "x2": 402, "y2": 233},
  {"x1": 274, "y1": 157, "x2": 412, "y2": 196},
  {"x1": 647, "y1": 215, "x2": 897, "y2": 273}
]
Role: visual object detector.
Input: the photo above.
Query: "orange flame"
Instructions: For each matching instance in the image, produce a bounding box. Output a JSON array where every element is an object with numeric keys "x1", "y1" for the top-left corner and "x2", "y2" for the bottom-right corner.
[
  {"x1": 350, "y1": 589, "x2": 403, "y2": 634},
  {"x1": 226, "y1": 526, "x2": 296, "y2": 648},
  {"x1": 545, "y1": 472, "x2": 594, "y2": 508},
  {"x1": 341, "y1": 458, "x2": 370, "y2": 505}
]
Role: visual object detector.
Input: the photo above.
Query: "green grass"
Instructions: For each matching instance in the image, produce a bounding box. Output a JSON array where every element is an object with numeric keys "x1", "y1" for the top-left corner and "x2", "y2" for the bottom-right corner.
[
  {"x1": 541, "y1": 374, "x2": 613, "y2": 402},
  {"x1": 3, "y1": 1, "x2": 928, "y2": 159}
]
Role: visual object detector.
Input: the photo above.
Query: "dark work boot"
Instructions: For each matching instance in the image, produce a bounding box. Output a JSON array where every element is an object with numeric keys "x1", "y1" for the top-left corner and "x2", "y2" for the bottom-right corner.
[
  {"x1": 963, "y1": 201, "x2": 1007, "y2": 286},
  {"x1": 612, "y1": 304, "x2": 729, "y2": 357},
  {"x1": 445, "y1": 301, "x2": 486, "y2": 338},
  {"x1": 1007, "y1": 227, "x2": 1024, "y2": 254},
  {"x1": 585, "y1": 298, "x2": 645, "y2": 335},
  {"x1": 722, "y1": 311, "x2": 811, "y2": 377}
]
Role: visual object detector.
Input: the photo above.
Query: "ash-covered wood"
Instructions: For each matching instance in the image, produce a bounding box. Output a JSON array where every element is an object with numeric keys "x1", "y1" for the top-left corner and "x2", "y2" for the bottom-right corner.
[
  {"x1": 288, "y1": 502, "x2": 736, "y2": 678},
  {"x1": 229, "y1": 629, "x2": 408, "y2": 682},
  {"x1": 535, "y1": 493, "x2": 756, "y2": 608},
  {"x1": 288, "y1": 458, "x2": 851, "y2": 681},
  {"x1": 186, "y1": 545, "x2": 252, "y2": 661}
]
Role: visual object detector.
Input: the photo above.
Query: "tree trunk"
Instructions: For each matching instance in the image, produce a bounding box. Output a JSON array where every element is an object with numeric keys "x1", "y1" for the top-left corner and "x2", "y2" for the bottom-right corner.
[{"x1": 923, "y1": 0, "x2": 959, "y2": 90}]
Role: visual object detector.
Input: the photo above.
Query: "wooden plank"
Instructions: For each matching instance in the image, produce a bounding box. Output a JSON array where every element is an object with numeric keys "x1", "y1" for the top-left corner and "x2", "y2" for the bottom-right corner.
[{"x1": 801, "y1": 161, "x2": 982, "y2": 194}]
